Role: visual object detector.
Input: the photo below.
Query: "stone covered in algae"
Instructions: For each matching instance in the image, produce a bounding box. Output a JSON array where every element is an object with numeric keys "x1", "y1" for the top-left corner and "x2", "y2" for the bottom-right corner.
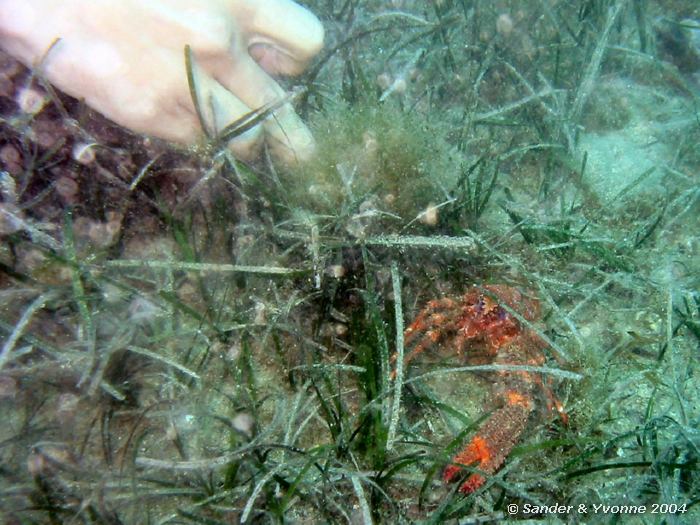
[{"x1": 285, "y1": 102, "x2": 456, "y2": 228}]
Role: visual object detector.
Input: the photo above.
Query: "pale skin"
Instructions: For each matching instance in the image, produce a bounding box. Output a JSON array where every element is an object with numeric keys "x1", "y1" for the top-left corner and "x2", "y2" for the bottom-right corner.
[{"x1": 0, "y1": 0, "x2": 324, "y2": 163}]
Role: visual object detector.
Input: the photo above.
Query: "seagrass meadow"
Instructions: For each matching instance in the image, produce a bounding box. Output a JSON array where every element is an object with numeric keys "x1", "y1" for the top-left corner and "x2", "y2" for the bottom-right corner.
[{"x1": 0, "y1": 1, "x2": 699, "y2": 523}]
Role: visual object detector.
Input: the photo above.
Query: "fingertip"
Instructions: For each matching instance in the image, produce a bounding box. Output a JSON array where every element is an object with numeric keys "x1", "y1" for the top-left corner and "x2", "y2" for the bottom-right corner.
[
  {"x1": 225, "y1": 132, "x2": 263, "y2": 161},
  {"x1": 293, "y1": 9, "x2": 324, "y2": 59},
  {"x1": 264, "y1": 104, "x2": 316, "y2": 165},
  {"x1": 244, "y1": 0, "x2": 324, "y2": 76}
]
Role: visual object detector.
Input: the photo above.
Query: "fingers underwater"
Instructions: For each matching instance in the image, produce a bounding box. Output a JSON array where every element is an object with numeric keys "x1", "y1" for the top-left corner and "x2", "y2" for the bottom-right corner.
[
  {"x1": 234, "y1": 0, "x2": 324, "y2": 76},
  {"x1": 188, "y1": 60, "x2": 263, "y2": 158},
  {"x1": 207, "y1": 51, "x2": 314, "y2": 163}
]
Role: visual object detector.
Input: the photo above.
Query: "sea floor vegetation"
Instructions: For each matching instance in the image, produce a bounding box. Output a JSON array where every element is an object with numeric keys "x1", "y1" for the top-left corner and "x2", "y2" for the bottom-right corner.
[{"x1": 1, "y1": 0, "x2": 699, "y2": 523}]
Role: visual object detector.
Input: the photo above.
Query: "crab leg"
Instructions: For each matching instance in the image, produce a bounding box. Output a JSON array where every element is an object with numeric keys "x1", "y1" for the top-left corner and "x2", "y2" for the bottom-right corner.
[
  {"x1": 391, "y1": 298, "x2": 460, "y2": 378},
  {"x1": 444, "y1": 390, "x2": 533, "y2": 493}
]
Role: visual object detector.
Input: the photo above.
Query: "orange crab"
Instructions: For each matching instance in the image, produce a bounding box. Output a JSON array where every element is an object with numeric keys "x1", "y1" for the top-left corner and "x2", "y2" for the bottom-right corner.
[{"x1": 393, "y1": 284, "x2": 566, "y2": 494}]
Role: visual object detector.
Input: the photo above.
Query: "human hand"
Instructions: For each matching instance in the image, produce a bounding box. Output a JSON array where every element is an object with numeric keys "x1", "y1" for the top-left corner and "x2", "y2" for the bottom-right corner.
[{"x1": 0, "y1": 0, "x2": 323, "y2": 163}]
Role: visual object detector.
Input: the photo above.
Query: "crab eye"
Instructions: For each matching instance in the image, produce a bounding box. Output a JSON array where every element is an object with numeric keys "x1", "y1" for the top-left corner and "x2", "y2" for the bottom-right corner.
[
  {"x1": 479, "y1": 295, "x2": 491, "y2": 314},
  {"x1": 476, "y1": 296, "x2": 485, "y2": 314}
]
